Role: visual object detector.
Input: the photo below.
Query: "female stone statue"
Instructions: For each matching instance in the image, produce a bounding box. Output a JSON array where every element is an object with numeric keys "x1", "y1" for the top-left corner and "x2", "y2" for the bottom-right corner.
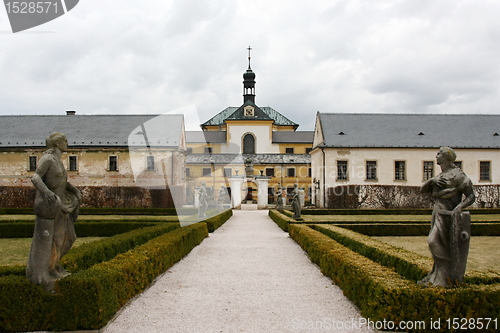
[
  {"x1": 26, "y1": 133, "x2": 82, "y2": 292},
  {"x1": 418, "y1": 147, "x2": 475, "y2": 287}
]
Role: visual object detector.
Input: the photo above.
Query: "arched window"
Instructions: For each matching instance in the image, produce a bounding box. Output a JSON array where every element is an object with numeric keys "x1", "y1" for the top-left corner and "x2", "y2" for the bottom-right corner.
[{"x1": 243, "y1": 134, "x2": 255, "y2": 154}]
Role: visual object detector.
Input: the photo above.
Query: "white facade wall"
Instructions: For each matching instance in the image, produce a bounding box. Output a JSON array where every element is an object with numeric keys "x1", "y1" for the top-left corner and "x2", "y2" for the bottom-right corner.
[
  {"x1": 224, "y1": 124, "x2": 280, "y2": 154},
  {"x1": 311, "y1": 147, "x2": 500, "y2": 207}
]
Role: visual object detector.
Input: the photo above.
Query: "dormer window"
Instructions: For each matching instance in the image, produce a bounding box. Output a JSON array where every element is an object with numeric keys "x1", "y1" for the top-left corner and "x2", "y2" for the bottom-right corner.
[{"x1": 244, "y1": 106, "x2": 254, "y2": 117}]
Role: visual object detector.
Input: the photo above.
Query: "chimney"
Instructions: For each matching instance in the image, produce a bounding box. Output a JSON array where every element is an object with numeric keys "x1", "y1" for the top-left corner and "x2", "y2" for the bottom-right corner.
[{"x1": 66, "y1": 110, "x2": 76, "y2": 115}]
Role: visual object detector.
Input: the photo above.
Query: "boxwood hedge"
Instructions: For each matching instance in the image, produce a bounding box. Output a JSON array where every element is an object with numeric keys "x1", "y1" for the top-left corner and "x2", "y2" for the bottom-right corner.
[{"x1": 289, "y1": 224, "x2": 500, "y2": 332}]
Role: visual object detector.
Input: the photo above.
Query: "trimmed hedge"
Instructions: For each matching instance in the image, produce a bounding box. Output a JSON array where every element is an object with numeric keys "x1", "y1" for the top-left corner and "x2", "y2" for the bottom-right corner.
[
  {"x1": 0, "y1": 221, "x2": 166, "y2": 238},
  {"x1": 312, "y1": 224, "x2": 500, "y2": 285},
  {"x1": 61, "y1": 223, "x2": 180, "y2": 272},
  {"x1": 302, "y1": 208, "x2": 500, "y2": 215},
  {"x1": 203, "y1": 209, "x2": 233, "y2": 233},
  {"x1": 289, "y1": 224, "x2": 500, "y2": 332},
  {"x1": 0, "y1": 207, "x2": 198, "y2": 215},
  {"x1": 0, "y1": 222, "x2": 208, "y2": 332},
  {"x1": 268, "y1": 210, "x2": 294, "y2": 232},
  {"x1": 329, "y1": 223, "x2": 500, "y2": 236},
  {"x1": 0, "y1": 223, "x2": 180, "y2": 277}
]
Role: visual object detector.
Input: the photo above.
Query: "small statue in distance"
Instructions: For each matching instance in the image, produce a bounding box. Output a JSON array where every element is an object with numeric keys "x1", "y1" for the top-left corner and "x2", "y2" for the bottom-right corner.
[
  {"x1": 418, "y1": 147, "x2": 475, "y2": 287},
  {"x1": 198, "y1": 182, "x2": 208, "y2": 219},
  {"x1": 26, "y1": 133, "x2": 82, "y2": 292},
  {"x1": 276, "y1": 186, "x2": 284, "y2": 211},
  {"x1": 291, "y1": 183, "x2": 301, "y2": 219},
  {"x1": 217, "y1": 185, "x2": 226, "y2": 211}
]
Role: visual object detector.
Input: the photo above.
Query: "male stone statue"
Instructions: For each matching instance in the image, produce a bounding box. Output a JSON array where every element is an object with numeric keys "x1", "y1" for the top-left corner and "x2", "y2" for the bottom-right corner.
[
  {"x1": 418, "y1": 147, "x2": 475, "y2": 287},
  {"x1": 291, "y1": 183, "x2": 301, "y2": 219},
  {"x1": 198, "y1": 182, "x2": 208, "y2": 218},
  {"x1": 26, "y1": 133, "x2": 82, "y2": 292}
]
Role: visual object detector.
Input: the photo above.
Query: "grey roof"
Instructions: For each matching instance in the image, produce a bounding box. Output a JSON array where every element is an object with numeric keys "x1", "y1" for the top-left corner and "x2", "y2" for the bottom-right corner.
[
  {"x1": 317, "y1": 113, "x2": 500, "y2": 149},
  {"x1": 272, "y1": 131, "x2": 314, "y2": 143},
  {"x1": 201, "y1": 103, "x2": 298, "y2": 128},
  {"x1": 186, "y1": 153, "x2": 310, "y2": 165},
  {"x1": 0, "y1": 114, "x2": 185, "y2": 148},
  {"x1": 186, "y1": 131, "x2": 227, "y2": 143}
]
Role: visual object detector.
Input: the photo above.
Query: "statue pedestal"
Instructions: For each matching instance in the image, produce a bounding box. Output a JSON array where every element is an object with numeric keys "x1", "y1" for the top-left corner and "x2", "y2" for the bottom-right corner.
[
  {"x1": 255, "y1": 176, "x2": 270, "y2": 209},
  {"x1": 229, "y1": 176, "x2": 245, "y2": 209}
]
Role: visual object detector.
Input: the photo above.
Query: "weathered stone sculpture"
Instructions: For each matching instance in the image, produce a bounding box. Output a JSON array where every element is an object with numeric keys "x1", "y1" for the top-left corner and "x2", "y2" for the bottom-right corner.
[
  {"x1": 276, "y1": 186, "x2": 284, "y2": 210},
  {"x1": 26, "y1": 133, "x2": 82, "y2": 292},
  {"x1": 198, "y1": 182, "x2": 208, "y2": 218},
  {"x1": 245, "y1": 158, "x2": 254, "y2": 177},
  {"x1": 418, "y1": 147, "x2": 475, "y2": 287},
  {"x1": 291, "y1": 183, "x2": 301, "y2": 219},
  {"x1": 217, "y1": 185, "x2": 225, "y2": 211}
]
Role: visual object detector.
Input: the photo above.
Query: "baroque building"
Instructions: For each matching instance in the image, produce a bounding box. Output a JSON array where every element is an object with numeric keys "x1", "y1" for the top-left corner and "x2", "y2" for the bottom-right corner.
[
  {"x1": 312, "y1": 112, "x2": 500, "y2": 208},
  {"x1": 0, "y1": 114, "x2": 187, "y2": 208},
  {"x1": 184, "y1": 51, "x2": 313, "y2": 206}
]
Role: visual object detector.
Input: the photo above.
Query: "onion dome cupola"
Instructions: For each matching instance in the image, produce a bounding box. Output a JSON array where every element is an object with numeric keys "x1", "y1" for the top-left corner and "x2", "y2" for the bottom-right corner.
[{"x1": 243, "y1": 46, "x2": 256, "y2": 103}]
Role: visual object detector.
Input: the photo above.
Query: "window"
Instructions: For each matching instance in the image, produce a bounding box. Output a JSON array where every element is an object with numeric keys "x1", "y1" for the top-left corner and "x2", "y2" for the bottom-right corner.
[
  {"x1": 265, "y1": 168, "x2": 275, "y2": 177},
  {"x1": 423, "y1": 161, "x2": 434, "y2": 181},
  {"x1": 287, "y1": 168, "x2": 296, "y2": 177},
  {"x1": 366, "y1": 161, "x2": 377, "y2": 180},
  {"x1": 395, "y1": 161, "x2": 406, "y2": 180},
  {"x1": 202, "y1": 168, "x2": 211, "y2": 177},
  {"x1": 480, "y1": 161, "x2": 491, "y2": 181},
  {"x1": 186, "y1": 168, "x2": 191, "y2": 177},
  {"x1": 69, "y1": 156, "x2": 78, "y2": 171},
  {"x1": 29, "y1": 156, "x2": 37, "y2": 171},
  {"x1": 308, "y1": 167, "x2": 312, "y2": 177},
  {"x1": 186, "y1": 148, "x2": 193, "y2": 154},
  {"x1": 109, "y1": 156, "x2": 118, "y2": 171},
  {"x1": 454, "y1": 161, "x2": 462, "y2": 169},
  {"x1": 146, "y1": 156, "x2": 155, "y2": 171},
  {"x1": 223, "y1": 168, "x2": 232, "y2": 177},
  {"x1": 243, "y1": 134, "x2": 255, "y2": 154},
  {"x1": 285, "y1": 147, "x2": 294, "y2": 154},
  {"x1": 204, "y1": 147, "x2": 212, "y2": 154},
  {"x1": 306, "y1": 148, "x2": 312, "y2": 154},
  {"x1": 337, "y1": 161, "x2": 348, "y2": 180}
]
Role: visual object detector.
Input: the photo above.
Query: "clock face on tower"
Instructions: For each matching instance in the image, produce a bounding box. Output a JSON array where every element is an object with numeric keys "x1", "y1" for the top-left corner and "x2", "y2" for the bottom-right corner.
[{"x1": 244, "y1": 106, "x2": 254, "y2": 117}]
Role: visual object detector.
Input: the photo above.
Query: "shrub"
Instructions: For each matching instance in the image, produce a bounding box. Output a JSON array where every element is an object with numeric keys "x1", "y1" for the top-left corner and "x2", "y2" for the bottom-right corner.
[
  {"x1": 0, "y1": 223, "x2": 208, "y2": 332},
  {"x1": 203, "y1": 209, "x2": 233, "y2": 233},
  {"x1": 289, "y1": 224, "x2": 500, "y2": 332},
  {"x1": 0, "y1": 221, "x2": 167, "y2": 238},
  {"x1": 268, "y1": 210, "x2": 294, "y2": 231}
]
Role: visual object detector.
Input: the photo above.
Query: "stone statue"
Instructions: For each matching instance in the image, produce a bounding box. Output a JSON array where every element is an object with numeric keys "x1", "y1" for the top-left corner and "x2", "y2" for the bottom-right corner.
[
  {"x1": 418, "y1": 147, "x2": 475, "y2": 287},
  {"x1": 198, "y1": 182, "x2": 208, "y2": 218},
  {"x1": 245, "y1": 158, "x2": 254, "y2": 177},
  {"x1": 217, "y1": 185, "x2": 226, "y2": 211},
  {"x1": 291, "y1": 183, "x2": 301, "y2": 219},
  {"x1": 276, "y1": 186, "x2": 284, "y2": 210},
  {"x1": 26, "y1": 133, "x2": 82, "y2": 292}
]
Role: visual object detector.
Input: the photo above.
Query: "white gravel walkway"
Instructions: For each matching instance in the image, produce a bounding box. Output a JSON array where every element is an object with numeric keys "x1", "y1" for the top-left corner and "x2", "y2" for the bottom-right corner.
[{"x1": 102, "y1": 209, "x2": 375, "y2": 333}]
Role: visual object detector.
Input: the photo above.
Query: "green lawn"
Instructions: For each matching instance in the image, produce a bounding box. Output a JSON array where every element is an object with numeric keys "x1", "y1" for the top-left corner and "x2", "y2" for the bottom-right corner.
[
  {"x1": 0, "y1": 237, "x2": 103, "y2": 266},
  {"x1": 372, "y1": 236, "x2": 500, "y2": 272}
]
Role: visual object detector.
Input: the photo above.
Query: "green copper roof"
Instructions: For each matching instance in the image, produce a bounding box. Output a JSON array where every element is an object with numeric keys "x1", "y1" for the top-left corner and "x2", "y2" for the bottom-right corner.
[{"x1": 201, "y1": 103, "x2": 298, "y2": 128}]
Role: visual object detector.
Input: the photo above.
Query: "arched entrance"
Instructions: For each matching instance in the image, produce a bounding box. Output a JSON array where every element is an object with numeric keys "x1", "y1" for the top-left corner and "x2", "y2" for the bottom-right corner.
[{"x1": 241, "y1": 180, "x2": 256, "y2": 204}]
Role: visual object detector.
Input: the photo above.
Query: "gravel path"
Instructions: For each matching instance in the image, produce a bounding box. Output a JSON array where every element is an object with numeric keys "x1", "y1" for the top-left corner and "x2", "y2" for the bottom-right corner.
[{"x1": 102, "y1": 209, "x2": 375, "y2": 333}]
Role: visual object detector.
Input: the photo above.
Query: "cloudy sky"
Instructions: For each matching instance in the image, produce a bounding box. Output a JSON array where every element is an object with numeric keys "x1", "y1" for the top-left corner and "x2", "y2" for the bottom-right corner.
[{"x1": 1, "y1": 0, "x2": 500, "y2": 130}]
